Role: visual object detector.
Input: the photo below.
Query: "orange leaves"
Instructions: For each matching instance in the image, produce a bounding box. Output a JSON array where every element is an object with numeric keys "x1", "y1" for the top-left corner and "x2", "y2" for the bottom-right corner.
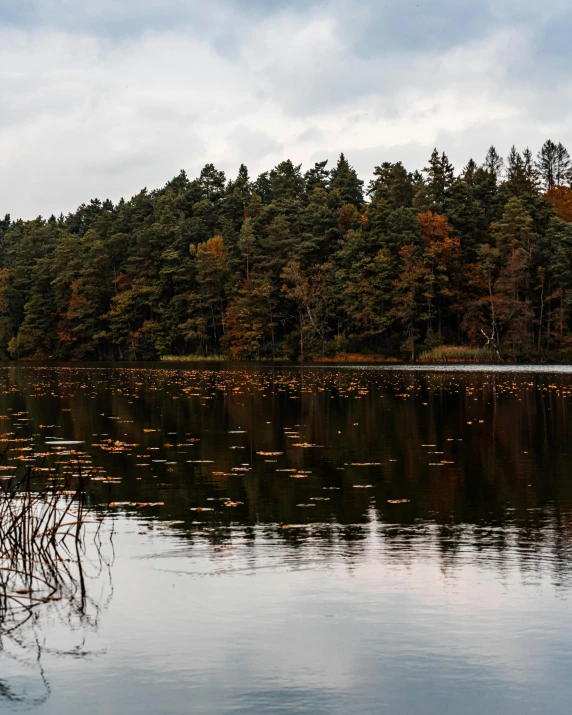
[
  {"x1": 291, "y1": 443, "x2": 325, "y2": 448},
  {"x1": 418, "y1": 210, "x2": 452, "y2": 243},
  {"x1": 107, "y1": 502, "x2": 164, "y2": 508},
  {"x1": 112, "y1": 272, "x2": 130, "y2": 291},
  {"x1": 199, "y1": 235, "x2": 226, "y2": 260},
  {"x1": 546, "y1": 186, "x2": 572, "y2": 222},
  {"x1": 337, "y1": 204, "x2": 362, "y2": 232},
  {"x1": 417, "y1": 211, "x2": 460, "y2": 264}
]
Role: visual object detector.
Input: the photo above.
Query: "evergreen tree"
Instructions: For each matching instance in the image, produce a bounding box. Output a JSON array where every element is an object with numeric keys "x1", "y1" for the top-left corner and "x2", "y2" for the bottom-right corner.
[
  {"x1": 484, "y1": 145, "x2": 504, "y2": 181},
  {"x1": 414, "y1": 149, "x2": 454, "y2": 212},
  {"x1": 304, "y1": 161, "x2": 330, "y2": 194},
  {"x1": 329, "y1": 154, "x2": 364, "y2": 207},
  {"x1": 536, "y1": 140, "x2": 571, "y2": 191}
]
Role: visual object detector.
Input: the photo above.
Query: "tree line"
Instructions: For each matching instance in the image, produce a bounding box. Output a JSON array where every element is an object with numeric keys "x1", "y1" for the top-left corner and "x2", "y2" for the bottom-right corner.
[{"x1": 2, "y1": 139, "x2": 572, "y2": 361}]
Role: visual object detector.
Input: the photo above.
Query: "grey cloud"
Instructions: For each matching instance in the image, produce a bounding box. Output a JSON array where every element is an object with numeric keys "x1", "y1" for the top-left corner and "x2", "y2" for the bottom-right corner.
[
  {"x1": 3, "y1": 0, "x2": 572, "y2": 80},
  {"x1": 228, "y1": 125, "x2": 283, "y2": 162},
  {"x1": 529, "y1": 11, "x2": 572, "y2": 75},
  {"x1": 0, "y1": 0, "x2": 542, "y2": 54},
  {"x1": 0, "y1": 0, "x2": 321, "y2": 40},
  {"x1": 298, "y1": 127, "x2": 325, "y2": 143},
  {"x1": 340, "y1": 0, "x2": 497, "y2": 57},
  {"x1": 2, "y1": 0, "x2": 572, "y2": 219}
]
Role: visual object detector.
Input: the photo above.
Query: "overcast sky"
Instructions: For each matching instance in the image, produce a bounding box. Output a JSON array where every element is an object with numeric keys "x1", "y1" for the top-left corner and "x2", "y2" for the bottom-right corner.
[{"x1": 1, "y1": 0, "x2": 571, "y2": 219}]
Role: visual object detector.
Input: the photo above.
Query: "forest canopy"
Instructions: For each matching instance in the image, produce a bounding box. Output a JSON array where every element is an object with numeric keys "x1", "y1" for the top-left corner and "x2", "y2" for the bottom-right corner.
[{"x1": 2, "y1": 140, "x2": 572, "y2": 362}]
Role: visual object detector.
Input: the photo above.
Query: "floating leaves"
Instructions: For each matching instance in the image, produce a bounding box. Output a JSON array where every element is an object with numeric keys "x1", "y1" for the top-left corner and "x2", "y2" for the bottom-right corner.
[
  {"x1": 0, "y1": 365, "x2": 562, "y2": 548},
  {"x1": 108, "y1": 501, "x2": 164, "y2": 508}
]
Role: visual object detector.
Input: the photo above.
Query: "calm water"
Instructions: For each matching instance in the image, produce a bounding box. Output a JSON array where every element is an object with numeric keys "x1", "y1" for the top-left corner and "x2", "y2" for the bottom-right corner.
[{"x1": 2, "y1": 363, "x2": 572, "y2": 714}]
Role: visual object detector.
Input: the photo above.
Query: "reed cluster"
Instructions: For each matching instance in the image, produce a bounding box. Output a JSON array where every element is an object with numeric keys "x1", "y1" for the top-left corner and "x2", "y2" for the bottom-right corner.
[{"x1": 418, "y1": 346, "x2": 499, "y2": 363}]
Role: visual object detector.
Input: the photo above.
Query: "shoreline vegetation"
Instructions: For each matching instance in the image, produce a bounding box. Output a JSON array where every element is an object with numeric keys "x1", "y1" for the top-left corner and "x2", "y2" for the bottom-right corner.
[
  {"x1": 158, "y1": 347, "x2": 521, "y2": 364},
  {"x1": 0, "y1": 348, "x2": 557, "y2": 363},
  {"x1": 2, "y1": 141, "x2": 572, "y2": 363}
]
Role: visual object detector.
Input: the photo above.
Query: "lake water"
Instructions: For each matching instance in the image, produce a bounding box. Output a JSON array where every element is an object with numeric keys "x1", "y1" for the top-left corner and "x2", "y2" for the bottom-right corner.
[{"x1": 2, "y1": 363, "x2": 572, "y2": 714}]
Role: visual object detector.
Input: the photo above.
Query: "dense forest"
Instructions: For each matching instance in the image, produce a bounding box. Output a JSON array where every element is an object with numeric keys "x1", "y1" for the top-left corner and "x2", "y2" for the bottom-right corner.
[{"x1": 2, "y1": 140, "x2": 572, "y2": 362}]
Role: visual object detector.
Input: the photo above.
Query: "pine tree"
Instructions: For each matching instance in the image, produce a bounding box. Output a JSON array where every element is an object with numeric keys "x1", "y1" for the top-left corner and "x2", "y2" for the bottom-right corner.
[
  {"x1": 368, "y1": 162, "x2": 414, "y2": 208},
  {"x1": 329, "y1": 154, "x2": 364, "y2": 207},
  {"x1": 536, "y1": 140, "x2": 571, "y2": 191},
  {"x1": 414, "y1": 149, "x2": 454, "y2": 212},
  {"x1": 484, "y1": 146, "x2": 504, "y2": 181},
  {"x1": 304, "y1": 160, "x2": 330, "y2": 194}
]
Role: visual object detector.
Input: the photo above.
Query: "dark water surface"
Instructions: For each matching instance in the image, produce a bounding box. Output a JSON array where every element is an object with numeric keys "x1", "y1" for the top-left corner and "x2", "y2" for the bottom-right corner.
[{"x1": 2, "y1": 363, "x2": 572, "y2": 714}]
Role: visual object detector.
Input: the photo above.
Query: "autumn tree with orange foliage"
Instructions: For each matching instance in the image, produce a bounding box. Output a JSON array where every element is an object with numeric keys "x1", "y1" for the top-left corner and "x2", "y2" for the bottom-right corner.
[{"x1": 546, "y1": 186, "x2": 572, "y2": 222}]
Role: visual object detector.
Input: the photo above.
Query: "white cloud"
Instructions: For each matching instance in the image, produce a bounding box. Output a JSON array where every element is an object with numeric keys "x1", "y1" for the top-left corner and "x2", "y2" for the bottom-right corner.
[{"x1": 0, "y1": 1, "x2": 571, "y2": 218}]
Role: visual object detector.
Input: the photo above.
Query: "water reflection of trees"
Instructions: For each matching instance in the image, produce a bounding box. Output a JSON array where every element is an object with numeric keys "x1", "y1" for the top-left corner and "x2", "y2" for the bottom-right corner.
[
  {"x1": 3, "y1": 366, "x2": 572, "y2": 587},
  {"x1": 0, "y1": 465, "x2": 113, "y2": 708},
  {"x1": 177, "y1": 515, "x2": 572, "y2": 590}
]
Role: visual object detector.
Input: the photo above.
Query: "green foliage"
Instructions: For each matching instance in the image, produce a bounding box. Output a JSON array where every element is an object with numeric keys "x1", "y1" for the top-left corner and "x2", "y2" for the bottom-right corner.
[{"x1": 2, "y1": 142, "x2": 572, "y2": 362}]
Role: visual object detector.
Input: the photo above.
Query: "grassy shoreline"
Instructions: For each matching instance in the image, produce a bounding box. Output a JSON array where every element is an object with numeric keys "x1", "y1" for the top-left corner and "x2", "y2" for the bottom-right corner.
[
  {"x1": 3, "y1": 348, "x2": 568, "y2": 364},
  {"x1": 159, "y1": 348, "x2": 502, "y2": 364}
]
